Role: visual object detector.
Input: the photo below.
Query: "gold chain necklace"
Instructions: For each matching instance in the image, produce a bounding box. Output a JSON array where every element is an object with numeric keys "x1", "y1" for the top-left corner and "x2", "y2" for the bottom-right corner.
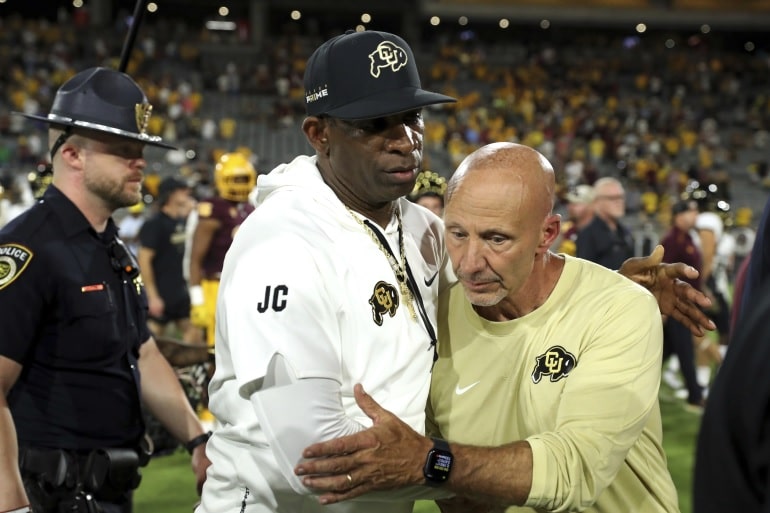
[{"x1": 346, "y1": 206, "x2": 417, "y2": 321}]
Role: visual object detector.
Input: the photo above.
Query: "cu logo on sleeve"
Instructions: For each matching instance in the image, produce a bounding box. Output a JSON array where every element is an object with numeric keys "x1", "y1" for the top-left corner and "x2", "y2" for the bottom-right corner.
[
  {"x1": 531, "y1": 346, "x2": 577, "y2": 384},
  {"x1": 256, "y1": 285, "x2": 288, "y2": 313}
]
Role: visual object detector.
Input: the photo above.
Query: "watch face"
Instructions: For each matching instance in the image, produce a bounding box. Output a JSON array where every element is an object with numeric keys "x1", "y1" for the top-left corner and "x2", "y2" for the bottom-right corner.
[{"x1": 424, "y1": 448, "x2": 452, "y2": 482}]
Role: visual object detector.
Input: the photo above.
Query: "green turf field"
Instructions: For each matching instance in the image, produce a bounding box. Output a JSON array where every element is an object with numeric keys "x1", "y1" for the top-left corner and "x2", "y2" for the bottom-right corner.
[{"x1": 135, "y1": 385, "x2": 701, "y2": 513}]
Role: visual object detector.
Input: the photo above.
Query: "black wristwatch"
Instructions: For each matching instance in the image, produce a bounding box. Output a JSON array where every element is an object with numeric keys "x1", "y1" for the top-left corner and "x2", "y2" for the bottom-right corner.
[
  {"x1": 423, "y1": 437, "x2": 453, "y2": 486},
  {"x1": 184, "y1": 431, "x2": 212, "y2": 454}
]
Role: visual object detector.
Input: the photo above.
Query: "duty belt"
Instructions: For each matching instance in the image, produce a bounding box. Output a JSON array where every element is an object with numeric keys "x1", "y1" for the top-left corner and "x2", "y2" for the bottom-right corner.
[{"x1": 19, "y1": 446, "x2": 147, "y2": 503}]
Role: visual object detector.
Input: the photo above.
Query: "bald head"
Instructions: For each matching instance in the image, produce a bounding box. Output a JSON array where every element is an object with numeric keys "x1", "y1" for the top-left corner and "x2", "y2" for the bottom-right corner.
[
  {"x1": 447, "y1": 142, "x2": 556, "y2": 219},
  {"x1": 442, "y1": 142, "x2": 562, "y2": 311}
]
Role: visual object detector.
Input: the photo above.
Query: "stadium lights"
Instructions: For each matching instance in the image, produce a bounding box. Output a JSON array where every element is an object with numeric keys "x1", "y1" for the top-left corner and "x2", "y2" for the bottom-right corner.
[
  {"x1": 430, "y1": 16, "x2": 441, "y2": 26},
  {"x1": 290, "y1": 10, "x2": 301, "y2": 21},
  {"x1": 361, "y1": 13, "x2": 371, "y2": 23},
  {"x1": 147, "y1": 2, "x2": 158, "y2": 13},
  {"x1": 458, "y1": 16, "x2": 468, "y2": 26}
]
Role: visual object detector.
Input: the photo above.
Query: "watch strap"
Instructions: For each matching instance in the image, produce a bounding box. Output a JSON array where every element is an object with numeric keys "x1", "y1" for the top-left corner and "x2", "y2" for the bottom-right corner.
[
  {"x1": 184, "y1": 430, "x2": 212, "y2": 454},
  {"x1": 431, "y1": 437, "x2": 450, "y2": 451},
  {"x1": 423, "y1": 437, "x2": 453, "y2": 486}
]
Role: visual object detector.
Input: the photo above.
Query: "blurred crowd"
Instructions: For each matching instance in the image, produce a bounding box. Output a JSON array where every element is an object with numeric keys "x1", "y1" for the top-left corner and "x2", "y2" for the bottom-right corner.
[{"x1": 0, "y1": 11, "x2": 767, "y2": 257}]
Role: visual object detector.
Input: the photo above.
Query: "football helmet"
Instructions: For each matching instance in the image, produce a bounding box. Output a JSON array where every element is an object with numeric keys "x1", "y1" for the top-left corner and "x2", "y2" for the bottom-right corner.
[{"x1": 214, "y1": 152, "x2": 256, "y2": 203}]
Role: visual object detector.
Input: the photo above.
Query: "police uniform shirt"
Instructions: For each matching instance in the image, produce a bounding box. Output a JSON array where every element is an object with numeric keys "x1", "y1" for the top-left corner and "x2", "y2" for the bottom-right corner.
[
  {"x1": 429, "y1": 256, "x2": 679, "y2": 513},
  {"x1": 0, "y1": 185, "x2": 148, "y2": 450}
]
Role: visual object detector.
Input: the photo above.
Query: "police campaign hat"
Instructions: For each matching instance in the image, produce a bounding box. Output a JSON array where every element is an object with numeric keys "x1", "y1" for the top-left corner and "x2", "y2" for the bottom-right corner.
[
  {"x1": 303, "y1": 30, "x2": 456, "y2": 120},
  {"x1": 16, "y1": 67, "x2": 175, "y2": 149}
]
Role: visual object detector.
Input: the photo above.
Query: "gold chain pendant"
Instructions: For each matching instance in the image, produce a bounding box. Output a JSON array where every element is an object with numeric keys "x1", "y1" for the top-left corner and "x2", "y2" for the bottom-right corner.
[{"x1": 346, "y1": 205, "x2": 417, "y2": 321}]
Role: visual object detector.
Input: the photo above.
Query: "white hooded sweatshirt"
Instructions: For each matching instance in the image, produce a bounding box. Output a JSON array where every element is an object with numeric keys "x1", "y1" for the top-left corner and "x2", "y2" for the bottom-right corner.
[{"x1": 198, "y1": 155, "x2": 452, "y2": 512}]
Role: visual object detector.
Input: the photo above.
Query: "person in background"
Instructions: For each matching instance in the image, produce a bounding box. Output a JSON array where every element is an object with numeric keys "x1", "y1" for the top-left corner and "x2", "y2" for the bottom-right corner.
[
  {"x1": 660, "y1": 199, "x2": 705, "y2": 411},
  {"x1": 294, "y1": 143, "x2": 681, "y2": 513},
  {"x1": 0, "y1": 67, "x2": 210, "y2": 513},
  {"x1": 118, "y1": 200, "x2": 146, "y2": 257},
  {"x1": 0, "y1": 173, "x2": 35, "y2": 230},
  {"x1": 577, "y1": 177, "x2": 635, "y2": 269},
  {"x1": 410, "y1": 170, "x2": 447, "y2": 217},
  {"x1": 138, "y1": 176, "x2": 200, "y2": 343},
  {"x1": 554, "y1": 183, "x2": 594, "y2": 256},
  {"x1": 690, "y1": 187, "x2": 729, "y2": 392},
  {"x1": 27, "y1": 163, "x2": 54, "y2": 200},
  {"x1": 187, "y1": 151, "x2": 256, "y2": 347}
]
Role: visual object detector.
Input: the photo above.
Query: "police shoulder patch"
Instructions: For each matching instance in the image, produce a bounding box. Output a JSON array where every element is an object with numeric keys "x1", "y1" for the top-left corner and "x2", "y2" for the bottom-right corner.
[{"x1": 0, "y1": 243, "x2": 34, "y2": 290}]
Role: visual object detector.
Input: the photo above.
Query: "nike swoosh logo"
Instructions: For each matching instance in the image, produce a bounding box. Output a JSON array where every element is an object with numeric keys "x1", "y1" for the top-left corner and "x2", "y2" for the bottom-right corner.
[
  {"x1": 455, "y1": 381, "x2": 480, "y2": 395},
  {"x1": 424, "y1": 271, "x2": 439, "y2": 287}
]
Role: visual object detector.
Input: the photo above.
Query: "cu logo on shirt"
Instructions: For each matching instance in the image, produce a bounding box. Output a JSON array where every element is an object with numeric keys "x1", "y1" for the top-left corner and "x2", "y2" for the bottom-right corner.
[
  {"x1": 257, "y1": 285, "x2": 288, "y2": 313},
  {"x1": 531, "y1": 346, "x2": 577, "y2": 384},
  {"x1": 368, "y1": 280, "x2": 399, "y2": 326}
]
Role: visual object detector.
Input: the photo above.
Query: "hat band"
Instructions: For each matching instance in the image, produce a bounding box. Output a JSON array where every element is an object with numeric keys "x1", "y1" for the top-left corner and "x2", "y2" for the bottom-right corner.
[{"x1": 45, "y1": 113, "x2": 165, "y2": 144}]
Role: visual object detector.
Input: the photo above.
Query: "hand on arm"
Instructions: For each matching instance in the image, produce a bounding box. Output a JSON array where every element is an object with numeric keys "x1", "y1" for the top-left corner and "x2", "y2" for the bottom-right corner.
[
  {"x1": 0, "y1": 356, "x2": 30, "y2": 510},
  {"x1": 295, "y1": 384, "x2": 432, "y2": 502},
  {"x1": 295, "y1": 384, "x2": 532, "y2": 507},
  {"x1": 618, "y1": 245, "x2": 716, "y2": 336},
  {"x1": 138, "y1": 337, "x2": 211, "y2": 495}
]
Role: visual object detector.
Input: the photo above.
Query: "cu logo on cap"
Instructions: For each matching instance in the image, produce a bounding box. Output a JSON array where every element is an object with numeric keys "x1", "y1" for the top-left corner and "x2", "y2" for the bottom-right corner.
[{"x1": 369, "y1": 41, "x2": 408, "y2": 78}]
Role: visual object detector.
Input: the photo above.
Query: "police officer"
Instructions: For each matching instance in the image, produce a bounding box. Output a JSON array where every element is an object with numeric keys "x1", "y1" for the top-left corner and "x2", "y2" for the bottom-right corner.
[{"x1": 0, "y1": 67, "x2": 211, "y2": 513}]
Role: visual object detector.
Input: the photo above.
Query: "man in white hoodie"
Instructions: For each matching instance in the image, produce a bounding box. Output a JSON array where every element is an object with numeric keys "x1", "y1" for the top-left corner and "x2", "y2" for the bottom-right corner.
[
  {"x1": 198, "y1": 30, "x2": 713, "y2": 513},
  {"x1": 196, "y1": 30, "x2": 457, "y2": 513}
]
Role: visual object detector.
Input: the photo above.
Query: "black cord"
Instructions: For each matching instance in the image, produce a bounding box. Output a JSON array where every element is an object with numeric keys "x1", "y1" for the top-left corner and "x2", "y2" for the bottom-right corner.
[
  {"x1": 49, "y1": 127, "x2": 72, "y2": 161},
  {"x1": 363, "y1": 220, "x2": 439, "y2": 363}
]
